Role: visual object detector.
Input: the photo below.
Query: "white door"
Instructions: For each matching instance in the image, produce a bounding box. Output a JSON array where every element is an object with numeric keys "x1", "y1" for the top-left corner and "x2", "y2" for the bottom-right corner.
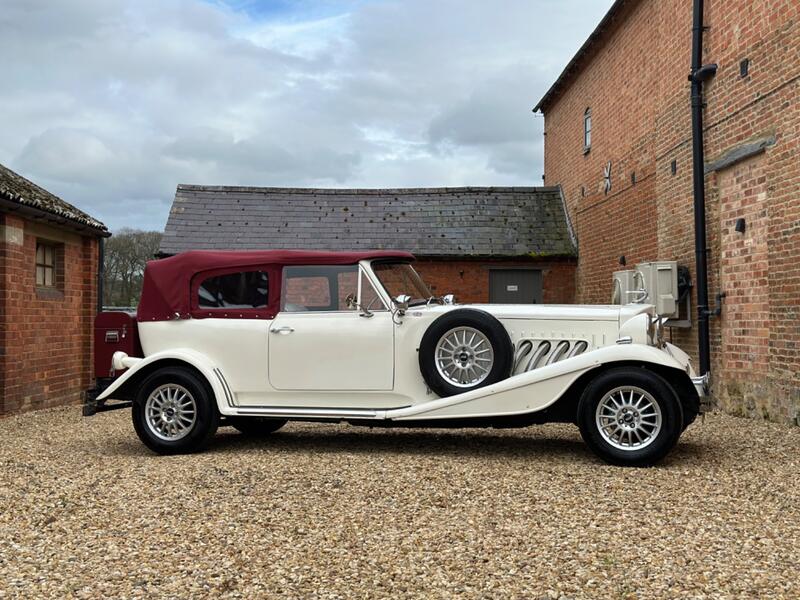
[{"x1": 268, "y1": 265, "x2": 394, "y2": 391}]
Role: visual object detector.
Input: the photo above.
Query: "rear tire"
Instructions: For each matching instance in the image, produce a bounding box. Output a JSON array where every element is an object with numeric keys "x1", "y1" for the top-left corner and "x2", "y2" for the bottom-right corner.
[
  {"x1": 577, "y1": 367, "x2": 683, "y2": 467},
  {"x1": 132, "y1": 367, "x2": 219, "y2": 455},
  {"x1": 229, "y1": 417, "x2": 287, "y2": 436}
]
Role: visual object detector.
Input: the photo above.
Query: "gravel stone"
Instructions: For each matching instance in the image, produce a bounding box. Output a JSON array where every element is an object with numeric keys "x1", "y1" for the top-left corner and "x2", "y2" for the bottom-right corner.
[{"x1": 1, "y1": 407, "x2": 799, "y2": 599}]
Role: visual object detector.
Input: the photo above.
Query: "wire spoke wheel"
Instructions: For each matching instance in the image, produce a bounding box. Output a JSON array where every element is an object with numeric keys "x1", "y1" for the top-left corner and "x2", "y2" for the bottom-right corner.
[
  {"x1": 434, "y1": 326, "x2": 495, "y2": 388},
  {"x1": 144, "y1": 383, "x2": 197, "y2": 442},
  {"x1": 595, "y1": 385, "x2": 663, "y2": 451}
]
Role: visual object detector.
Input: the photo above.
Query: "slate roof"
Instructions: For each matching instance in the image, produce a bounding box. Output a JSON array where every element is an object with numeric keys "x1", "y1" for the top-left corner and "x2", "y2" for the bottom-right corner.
[
  {"x1": 0, "y1": 163, "x2": 109, "y2": 235},
  {"x1": 160, "y1": 185, "x2": 576, "y2": 258}
]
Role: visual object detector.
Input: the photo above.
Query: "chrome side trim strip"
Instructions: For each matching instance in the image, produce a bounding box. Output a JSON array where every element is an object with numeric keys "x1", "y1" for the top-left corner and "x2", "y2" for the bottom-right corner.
[
  {"x1": 235, "y1": 406, "x2": 389, "y2": 419},
  {"x1": 213, "y1": 368, "x2": 235, "y2": 407}
]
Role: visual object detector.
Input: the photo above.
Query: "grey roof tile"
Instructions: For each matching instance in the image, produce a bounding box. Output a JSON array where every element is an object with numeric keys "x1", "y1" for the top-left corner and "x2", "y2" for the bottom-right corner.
[
  {"x1": 160, "y1": 185, "x2": 576, "y2": 258},
  {"x1": 0, "y1": 163, "x2": 108, "y2": 234}
]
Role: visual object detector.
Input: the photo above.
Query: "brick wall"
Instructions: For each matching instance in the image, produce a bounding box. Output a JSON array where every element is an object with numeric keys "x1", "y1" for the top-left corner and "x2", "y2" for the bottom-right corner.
[
  {"x1": 541, "y1": 0, "x2": 800, "y2": 421},
  {"x1": 414, "y1": 257, "x2": 577, "y2": 304},
  {"x1": 0, "y1": 214, "x2": 98, "y2": 415}
]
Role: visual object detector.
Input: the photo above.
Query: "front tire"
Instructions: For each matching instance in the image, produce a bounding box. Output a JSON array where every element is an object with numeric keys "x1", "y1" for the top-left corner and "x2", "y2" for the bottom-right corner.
[
  {"x1": 577, "y1": 367, "x2": 683, "y2": 467},
  {"x1": 132, "y1": 367, "x2": 219, "y2": 455}
]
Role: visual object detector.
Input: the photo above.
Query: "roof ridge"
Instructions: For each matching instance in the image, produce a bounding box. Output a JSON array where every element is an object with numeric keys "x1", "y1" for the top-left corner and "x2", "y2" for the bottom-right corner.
[{"x1": 176, "y1": 184, "x2": 562, "y2": 195}]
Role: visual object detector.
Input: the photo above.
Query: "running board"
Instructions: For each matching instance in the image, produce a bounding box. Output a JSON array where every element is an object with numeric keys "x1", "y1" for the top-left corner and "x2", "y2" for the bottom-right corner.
[{"x1": 234, "y1": 406, "x2": 395, "y2": 420}]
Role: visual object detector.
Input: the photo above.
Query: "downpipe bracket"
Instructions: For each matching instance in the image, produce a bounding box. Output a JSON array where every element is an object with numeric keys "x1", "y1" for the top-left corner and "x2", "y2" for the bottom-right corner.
[
  {"x1": 699, "y1": 291, "x2": 726, "y2": 318},
  {"x1": 689, "y1": 63, "x2": 718, "y2": 83}
]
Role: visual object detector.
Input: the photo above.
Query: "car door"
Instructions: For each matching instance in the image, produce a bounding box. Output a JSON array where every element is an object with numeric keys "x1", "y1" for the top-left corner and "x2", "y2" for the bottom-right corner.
[{"x1": 268, "y1": 264, "x2": 395, "y2": 391}]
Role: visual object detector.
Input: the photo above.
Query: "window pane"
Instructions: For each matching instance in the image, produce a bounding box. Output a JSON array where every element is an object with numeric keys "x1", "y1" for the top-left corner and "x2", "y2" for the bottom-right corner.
[
  {"x1": 44, "y1": 266, "x2": 53, "y2": 287},
  {"x1": 45, "y1": 246, "x2": 54, "y2": 266},
  {"x1": 372, "y1": 263, "x2": 432, "y2": 303},
  {"x1": 359, "y1": 271, "x2": 385, "y2": 311},
  {"x1": 197, "y1": 271, "x2": 268, "y2": 309},
  {"x1": 338, "y1": 269, "x2": 358, "y2": 310},
  {"x1": 584, "y1": 112, "x2": 592, "y2": 148},
  {"x1": 36, "y1": 244, "x2": 44, "y2": 264},
  {"x1": 36, "y1": 266, "x2": 45, "y2": 286},
  {"x1": 282, "y1": 265, "x2": 358, "y2": 312}
]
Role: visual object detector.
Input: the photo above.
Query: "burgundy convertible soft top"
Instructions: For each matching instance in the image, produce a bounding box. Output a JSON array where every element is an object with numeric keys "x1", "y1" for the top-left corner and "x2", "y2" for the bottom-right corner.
[{"x1": 137, "y1": 250, "x2": 414, "y2": 322}]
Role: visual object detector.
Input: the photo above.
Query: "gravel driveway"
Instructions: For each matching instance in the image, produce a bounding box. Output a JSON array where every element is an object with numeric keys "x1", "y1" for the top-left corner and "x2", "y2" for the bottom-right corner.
[{"x1": 1, "y1": 407, "x2": 799, "y2": 599}]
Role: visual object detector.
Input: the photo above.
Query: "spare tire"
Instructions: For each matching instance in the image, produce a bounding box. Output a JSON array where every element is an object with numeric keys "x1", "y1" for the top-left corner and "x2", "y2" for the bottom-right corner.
[{"x1": 418, "y1": 309, "x2": 514, "y2": 398}]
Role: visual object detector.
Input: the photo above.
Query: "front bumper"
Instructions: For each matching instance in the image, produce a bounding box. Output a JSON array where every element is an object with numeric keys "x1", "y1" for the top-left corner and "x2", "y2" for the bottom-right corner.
[
  {"x1": 663, "y1": 343, "x2": 713, "y2": 413},
  {"x1": 691, "y1": 373, "x2": 709, "y2": 398},
  {"x1": 691, "y1": 373, "x2": 715, "y2": 413}
]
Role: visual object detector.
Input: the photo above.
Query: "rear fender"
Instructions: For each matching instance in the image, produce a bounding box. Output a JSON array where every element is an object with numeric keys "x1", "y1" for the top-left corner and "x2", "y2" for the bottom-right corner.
[
  {"x1": 387, "y1": 343, "x2": 695, "y2": 421},
  {"x1": 97, "y1": 349, "x2": 234, "y2": 415}
]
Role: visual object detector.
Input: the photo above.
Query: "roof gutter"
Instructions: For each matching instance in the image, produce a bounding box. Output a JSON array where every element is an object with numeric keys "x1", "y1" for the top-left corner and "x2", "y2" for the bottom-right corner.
[{"x1": 0, "y1": 196, "x2": 110, "y2": 238}]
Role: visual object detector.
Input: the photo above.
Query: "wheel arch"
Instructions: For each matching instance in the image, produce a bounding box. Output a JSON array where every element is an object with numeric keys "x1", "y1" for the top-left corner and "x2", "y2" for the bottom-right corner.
[
  {"x1": 97, "y1": 351, "x2": 231, "y2": 414},
  {"x1": 544, "y1": 360, "x2": 700, "y2": 427}
]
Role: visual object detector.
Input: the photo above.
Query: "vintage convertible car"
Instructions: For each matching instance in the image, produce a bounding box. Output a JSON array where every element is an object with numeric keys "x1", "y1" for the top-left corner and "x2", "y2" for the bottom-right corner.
[{"x1": 85, "y1": 250, "x2": 707, "y2": 466}]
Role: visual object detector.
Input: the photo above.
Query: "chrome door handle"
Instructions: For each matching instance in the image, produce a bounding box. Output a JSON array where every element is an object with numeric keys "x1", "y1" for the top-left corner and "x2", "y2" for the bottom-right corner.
[{"x1": 270, "y1": 326, "x2": 295, "y2": 334}]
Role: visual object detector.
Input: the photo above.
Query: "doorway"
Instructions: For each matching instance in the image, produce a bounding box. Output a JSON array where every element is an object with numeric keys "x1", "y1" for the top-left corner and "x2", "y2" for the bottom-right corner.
[{"x1": 489, "y1": 269, "x2": 543, "y2": 304}]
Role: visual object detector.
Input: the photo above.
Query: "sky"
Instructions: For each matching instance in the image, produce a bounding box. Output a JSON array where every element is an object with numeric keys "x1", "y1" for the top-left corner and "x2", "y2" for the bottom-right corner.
[{"x1": 0, "y1": 0, "x2": 615, "y2": 232}]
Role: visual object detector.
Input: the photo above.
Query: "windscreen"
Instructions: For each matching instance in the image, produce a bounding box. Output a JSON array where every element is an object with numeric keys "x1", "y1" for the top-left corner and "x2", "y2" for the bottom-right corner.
[{"x1": 372, "y1": 262, "x2": 432, "y2": 306}]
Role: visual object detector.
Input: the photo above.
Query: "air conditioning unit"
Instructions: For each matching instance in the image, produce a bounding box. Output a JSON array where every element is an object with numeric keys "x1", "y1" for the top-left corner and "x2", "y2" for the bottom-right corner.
[
  {"x1": 611, "y1": 270, "x2": 637, "y2": 305},
  {"x1": 634, "y1": 261, "x2": 679, "y2": 318}
]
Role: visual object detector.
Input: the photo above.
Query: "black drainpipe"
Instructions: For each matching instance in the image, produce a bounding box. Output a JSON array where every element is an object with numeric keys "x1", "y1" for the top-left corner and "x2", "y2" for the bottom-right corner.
[
  {"x1": 97, "y1": 237, "x2": 105, "y2": 314},
  {"x1": 689, "y1": 0, "x2": 717, "y2": 377}
]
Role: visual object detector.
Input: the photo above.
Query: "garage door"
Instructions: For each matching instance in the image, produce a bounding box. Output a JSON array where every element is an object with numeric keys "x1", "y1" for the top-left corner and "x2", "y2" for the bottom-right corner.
[{"x1": 489, "y1": 269, "x2": 542, "y2": 304}]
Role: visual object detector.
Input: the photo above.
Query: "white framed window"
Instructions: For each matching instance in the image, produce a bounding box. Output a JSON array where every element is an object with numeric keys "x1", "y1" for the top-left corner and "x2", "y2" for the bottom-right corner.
[
  {"x1": 583, "y1": 108, "x2": 592, "y2": 153},
  {"x1": 35, "y1": 241, "x2": 57, "y2": 288}
]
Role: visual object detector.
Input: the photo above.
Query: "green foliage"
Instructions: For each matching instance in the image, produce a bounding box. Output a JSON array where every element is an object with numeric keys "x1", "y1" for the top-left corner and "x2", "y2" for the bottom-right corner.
[{"x1": 103, "y1": 229, "x2": 162, "y2": 308}]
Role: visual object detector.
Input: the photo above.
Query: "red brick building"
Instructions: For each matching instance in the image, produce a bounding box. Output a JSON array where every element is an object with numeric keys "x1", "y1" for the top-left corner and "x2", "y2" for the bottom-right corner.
[
  {"x1": 160, "y1": 185, "x2": 577, "y2": 306},
  {"x1": 535, "y1": 0, "x2": 800, "y2": 421},
  {"x1": 0, "y1": 164, "x2": 109, "y2": 415}
]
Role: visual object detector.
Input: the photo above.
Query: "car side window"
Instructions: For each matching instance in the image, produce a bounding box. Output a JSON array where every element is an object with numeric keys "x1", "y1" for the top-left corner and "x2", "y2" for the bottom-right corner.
[
  {"x1": 198, "y1": 271, "x2": 268, "y2": 309},
  {"x1": 359, "y1": 270, "x2": 386, "y2": 311},
  {"x1": 282, "y1": 265, "x2": 359, "y2": 312}
]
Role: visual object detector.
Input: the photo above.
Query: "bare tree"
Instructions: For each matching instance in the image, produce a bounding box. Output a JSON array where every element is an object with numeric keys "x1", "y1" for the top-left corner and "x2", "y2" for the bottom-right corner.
[{"x1": 103, "y1": 229, "x2": 163, "y2": 308}]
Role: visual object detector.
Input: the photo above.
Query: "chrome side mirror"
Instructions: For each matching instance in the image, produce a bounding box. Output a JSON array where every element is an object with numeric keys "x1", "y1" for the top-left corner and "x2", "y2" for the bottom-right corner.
[
  {"x1": 393, "y1": 294, "x2": 412, "y2": 315},
  {"x1": 442, "y1": 294, "x2": 456, "y2": 305},
  {"x1": 346, "y1": 292, "x2": 373, "y2": 318}
]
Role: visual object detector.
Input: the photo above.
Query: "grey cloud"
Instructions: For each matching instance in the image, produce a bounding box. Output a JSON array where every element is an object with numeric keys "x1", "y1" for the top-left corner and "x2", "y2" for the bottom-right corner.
[
  {"x1": 0, "y1": 0, "x2": 614, "y2": 231},
  {"x1": 162, "y1": 127, "x2": 361, "y2": 182}
]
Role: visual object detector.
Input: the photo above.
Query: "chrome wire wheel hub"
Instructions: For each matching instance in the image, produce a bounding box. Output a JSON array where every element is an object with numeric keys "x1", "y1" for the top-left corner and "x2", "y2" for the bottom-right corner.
[
  {"x1": 145, "y1": 384, "x2": 197, "y2": 441},
  {"x1": 435, "y1": 326, "x2": 494, "y2": 388},
  {"x1": 595, "y1": 386, "x2": 662, "y2": 451}
]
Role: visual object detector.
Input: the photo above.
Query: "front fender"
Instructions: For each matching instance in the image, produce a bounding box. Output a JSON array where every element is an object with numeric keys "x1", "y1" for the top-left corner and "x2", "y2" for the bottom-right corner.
[
  {"x1": 97, "y1": 349, "x2": 233, "y2": 414},
  {"x1": 387, "y1": 342, "x2": 696, "y2": 421}
]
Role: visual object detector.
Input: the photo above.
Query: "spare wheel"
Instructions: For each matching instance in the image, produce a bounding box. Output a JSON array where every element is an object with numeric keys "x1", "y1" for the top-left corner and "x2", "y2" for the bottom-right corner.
[{"x1": 418, "y1": 309, "x2": 513, "y2": 398}]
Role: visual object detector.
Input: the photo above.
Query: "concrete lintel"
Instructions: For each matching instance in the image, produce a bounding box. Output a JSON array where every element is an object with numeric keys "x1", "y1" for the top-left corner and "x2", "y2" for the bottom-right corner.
[{"x1": 705, "y1": 136, "x2": 776, "y2": 174}]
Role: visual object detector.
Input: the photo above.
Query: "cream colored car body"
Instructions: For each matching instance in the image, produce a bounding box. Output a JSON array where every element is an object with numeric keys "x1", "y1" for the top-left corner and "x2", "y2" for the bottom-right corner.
[{"x1": 99, "y1": 259, "x2": 701, "y2": 422}]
